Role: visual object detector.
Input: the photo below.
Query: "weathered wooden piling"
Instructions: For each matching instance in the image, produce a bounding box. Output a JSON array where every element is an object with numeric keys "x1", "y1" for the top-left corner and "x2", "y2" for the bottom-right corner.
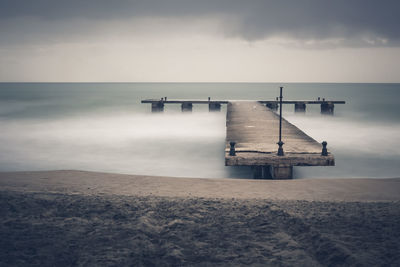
[
  {"x1": 252, "y1": 166, "x2": 271, "y2": 179},
  {"x1": 181, "y1": 102, "x2": 193, "y2": 112},
  {"x1": 209, "y1": 103, "x2": 221, "y2": 112},
  {"x1": 321, "y1": 101, "x2": 334, "y2": 115},
  {"x1": 272, "y1": 165, "x2": 293, "y2": 179},
  {"x1": 266, "y1": 102, "x2": 278, "y2": 111},
  {"x1": 294, "y1": 102, "x2": 306, "y2": 113},
  {"x1": 151, "y1": 101, "x2": 164, "y2": 112}
]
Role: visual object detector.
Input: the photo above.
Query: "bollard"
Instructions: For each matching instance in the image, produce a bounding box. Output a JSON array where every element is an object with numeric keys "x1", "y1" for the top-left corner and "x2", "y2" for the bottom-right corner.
[
  {"x1": 229, "y1": 141, "x2": 236, "y2": 156},
  {"x1": 321, "y1": 141, "x2": 328, "y2": 156},
  {"x1": 277, "y1": 141, "x2": 284, "y2": 156}
]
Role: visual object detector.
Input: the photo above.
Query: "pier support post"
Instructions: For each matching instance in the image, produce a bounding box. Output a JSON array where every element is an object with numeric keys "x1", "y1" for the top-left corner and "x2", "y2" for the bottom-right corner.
[
  {"x1": 151, "y1": 101, "x2": 164, "y2": 112},
  {"x1": 252, "y1": 166, "x2": 272, "y2": 179},
  {"x1": 271, "y1": 165, "x2": 293, "y2": 179},
  {"x1": 294, "y1": 102, "x2": 306, "y2": 113},
  {"x1": 321, "y1": 102, "x2": 334, "y2": 115},
  {"x1": 266, "y1": 102, "x2": 278, "y2": 111},
  {"x1": 181, "y1": 102, "x2": 193, "y2": 112},
  {"x1": 209, "y1": 103, "x2": 221, "y2": 112}
]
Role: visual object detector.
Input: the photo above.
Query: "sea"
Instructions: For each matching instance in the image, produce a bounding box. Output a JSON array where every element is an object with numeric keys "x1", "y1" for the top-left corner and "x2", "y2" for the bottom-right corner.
[{"x1": 0, "y1": 83, "x2": 399, "y2": 179}]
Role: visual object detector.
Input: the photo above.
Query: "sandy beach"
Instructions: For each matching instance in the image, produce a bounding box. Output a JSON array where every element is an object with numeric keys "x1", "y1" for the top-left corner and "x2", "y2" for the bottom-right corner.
[{"x1": 1, "y1": 171, "x2": 400, "y2": 266}]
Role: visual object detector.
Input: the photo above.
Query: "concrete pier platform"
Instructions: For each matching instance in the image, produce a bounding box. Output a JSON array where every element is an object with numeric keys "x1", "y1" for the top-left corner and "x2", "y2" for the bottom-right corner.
[{"x1": 225, "y1": 101, "x2": 334, "y2": 179}]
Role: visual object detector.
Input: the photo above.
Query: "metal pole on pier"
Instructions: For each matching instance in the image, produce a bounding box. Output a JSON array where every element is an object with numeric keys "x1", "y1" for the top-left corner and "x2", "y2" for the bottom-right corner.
[{"x1": 277, "y1": 86, "x2": 284, "y2": 156}]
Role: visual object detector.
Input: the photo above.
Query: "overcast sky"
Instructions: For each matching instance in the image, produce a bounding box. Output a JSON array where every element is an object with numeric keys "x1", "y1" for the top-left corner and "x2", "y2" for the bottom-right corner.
[{"x1": 1, "y1": 0, "x2": 399, "y2": 82}]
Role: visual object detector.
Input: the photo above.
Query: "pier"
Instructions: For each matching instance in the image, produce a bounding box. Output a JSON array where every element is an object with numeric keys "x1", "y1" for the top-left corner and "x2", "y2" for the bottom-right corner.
[
  {"x1": 141, "y1": 97, "x2": 343, "y2": 179},
  {"x1": 141, "y1": 98, "x2": 345, "y2": 114}
]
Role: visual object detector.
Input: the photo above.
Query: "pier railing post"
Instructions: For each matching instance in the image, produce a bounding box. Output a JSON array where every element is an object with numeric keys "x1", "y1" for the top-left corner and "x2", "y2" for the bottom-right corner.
[{"x1": 321, "y1": 141, "x2": 328, "y2": 156}]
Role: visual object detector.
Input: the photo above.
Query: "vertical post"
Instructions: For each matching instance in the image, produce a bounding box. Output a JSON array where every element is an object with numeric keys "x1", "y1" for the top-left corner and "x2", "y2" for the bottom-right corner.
[
  {"x1": 277, "y1": 87, "x2": 284, "y2": 156},
  {"x1": 181, "y1": 102, "x2": 193, "y2": 112},
  {"x1": 321, "y1": 141, "x2": 328, "y2": 156},
  {"x1": 294, "y1": 102, "x2": 306, "y2": 113},
  {"x1": 272, "y1": 165, "x2": 293, "y2": 179},
  {"x1": 229, "y1": 141, "x2": 236, "y2": 156},
  {"x1": 252, "y1": 166, "x2": 263, "y2": 179},
  {"x1": 252, "y1": 166, "x2": 272, "y2": 179},
  {"x1": 209, "y1": 102, "x2": 221, "y2": 112},
  {"x1": 266, "y1": 102, "x2": 278, "y2": 111},
  {"x1": 321, "y1": 101, "x2": 334, "y2": 115},
  {"x1": 151, "y1": 101, "x2": 164, "y2": 112}
]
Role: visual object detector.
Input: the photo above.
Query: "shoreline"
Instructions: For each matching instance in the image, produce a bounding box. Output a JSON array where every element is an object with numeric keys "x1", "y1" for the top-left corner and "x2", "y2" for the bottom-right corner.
[{"x1": 1, "y1": 170, "x2": 399, "y2": 202}]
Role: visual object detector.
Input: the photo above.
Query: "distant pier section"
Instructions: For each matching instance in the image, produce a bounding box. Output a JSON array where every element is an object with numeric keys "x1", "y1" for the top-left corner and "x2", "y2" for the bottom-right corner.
[{"x1": 141, "y1": 97, "x2": 345, "y2": 115}]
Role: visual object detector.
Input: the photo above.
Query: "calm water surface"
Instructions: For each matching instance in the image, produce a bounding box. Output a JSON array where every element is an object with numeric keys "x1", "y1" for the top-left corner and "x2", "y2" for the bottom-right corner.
[{"x1": 0, "y1": 83, "x2": 399, "y2": 179}]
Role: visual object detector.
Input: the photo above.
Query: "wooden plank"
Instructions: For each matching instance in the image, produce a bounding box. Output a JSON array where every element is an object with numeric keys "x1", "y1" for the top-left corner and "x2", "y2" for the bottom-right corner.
[{"x1": 225, "y1": 101, "x2": 334, "y2": 166}]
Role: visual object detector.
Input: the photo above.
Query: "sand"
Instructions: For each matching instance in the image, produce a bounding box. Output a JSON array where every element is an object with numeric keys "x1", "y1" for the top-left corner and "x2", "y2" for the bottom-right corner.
[{"x1": 1, "y1": 170, "x2": 400, "y2": 266}]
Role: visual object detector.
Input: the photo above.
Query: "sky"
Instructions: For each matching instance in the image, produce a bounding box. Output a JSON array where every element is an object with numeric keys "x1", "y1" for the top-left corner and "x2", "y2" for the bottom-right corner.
[{"x1": 0, "y1": 0, "x2": 400, "y2": 82}]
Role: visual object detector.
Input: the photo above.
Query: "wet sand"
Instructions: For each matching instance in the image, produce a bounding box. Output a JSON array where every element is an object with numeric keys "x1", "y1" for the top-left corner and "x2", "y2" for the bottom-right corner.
[{"x1": 1, "y1": 171, "x2": 400, "y2": 266}]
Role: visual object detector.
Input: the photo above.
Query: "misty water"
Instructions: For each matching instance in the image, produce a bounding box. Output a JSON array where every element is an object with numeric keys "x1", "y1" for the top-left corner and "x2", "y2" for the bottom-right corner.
[{"x1": 0, "y1": 83, "x2": 399, "y2": 179}]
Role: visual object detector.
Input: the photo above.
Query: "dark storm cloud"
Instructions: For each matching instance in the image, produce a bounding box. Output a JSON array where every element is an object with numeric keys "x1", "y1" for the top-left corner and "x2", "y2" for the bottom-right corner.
[{"x1": 1, "y1": 0, "x2": 399, "y2": 46}]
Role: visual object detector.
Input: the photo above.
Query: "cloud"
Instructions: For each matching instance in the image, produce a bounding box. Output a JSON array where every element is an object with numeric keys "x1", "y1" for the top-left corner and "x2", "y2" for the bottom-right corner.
[{"x1": 0, "y1": 0, "x2": 399, "y2": 47}]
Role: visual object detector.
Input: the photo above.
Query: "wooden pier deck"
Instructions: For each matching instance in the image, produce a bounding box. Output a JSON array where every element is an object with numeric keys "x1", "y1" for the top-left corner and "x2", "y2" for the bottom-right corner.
[{"x1": 225, "y1": 101, "x2": 334, "y2": 179}]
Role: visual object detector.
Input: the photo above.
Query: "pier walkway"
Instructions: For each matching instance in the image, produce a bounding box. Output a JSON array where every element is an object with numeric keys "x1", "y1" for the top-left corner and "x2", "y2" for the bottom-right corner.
[{"x1": 225, "y1": 101, "x2": 334, "y2": 179}]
